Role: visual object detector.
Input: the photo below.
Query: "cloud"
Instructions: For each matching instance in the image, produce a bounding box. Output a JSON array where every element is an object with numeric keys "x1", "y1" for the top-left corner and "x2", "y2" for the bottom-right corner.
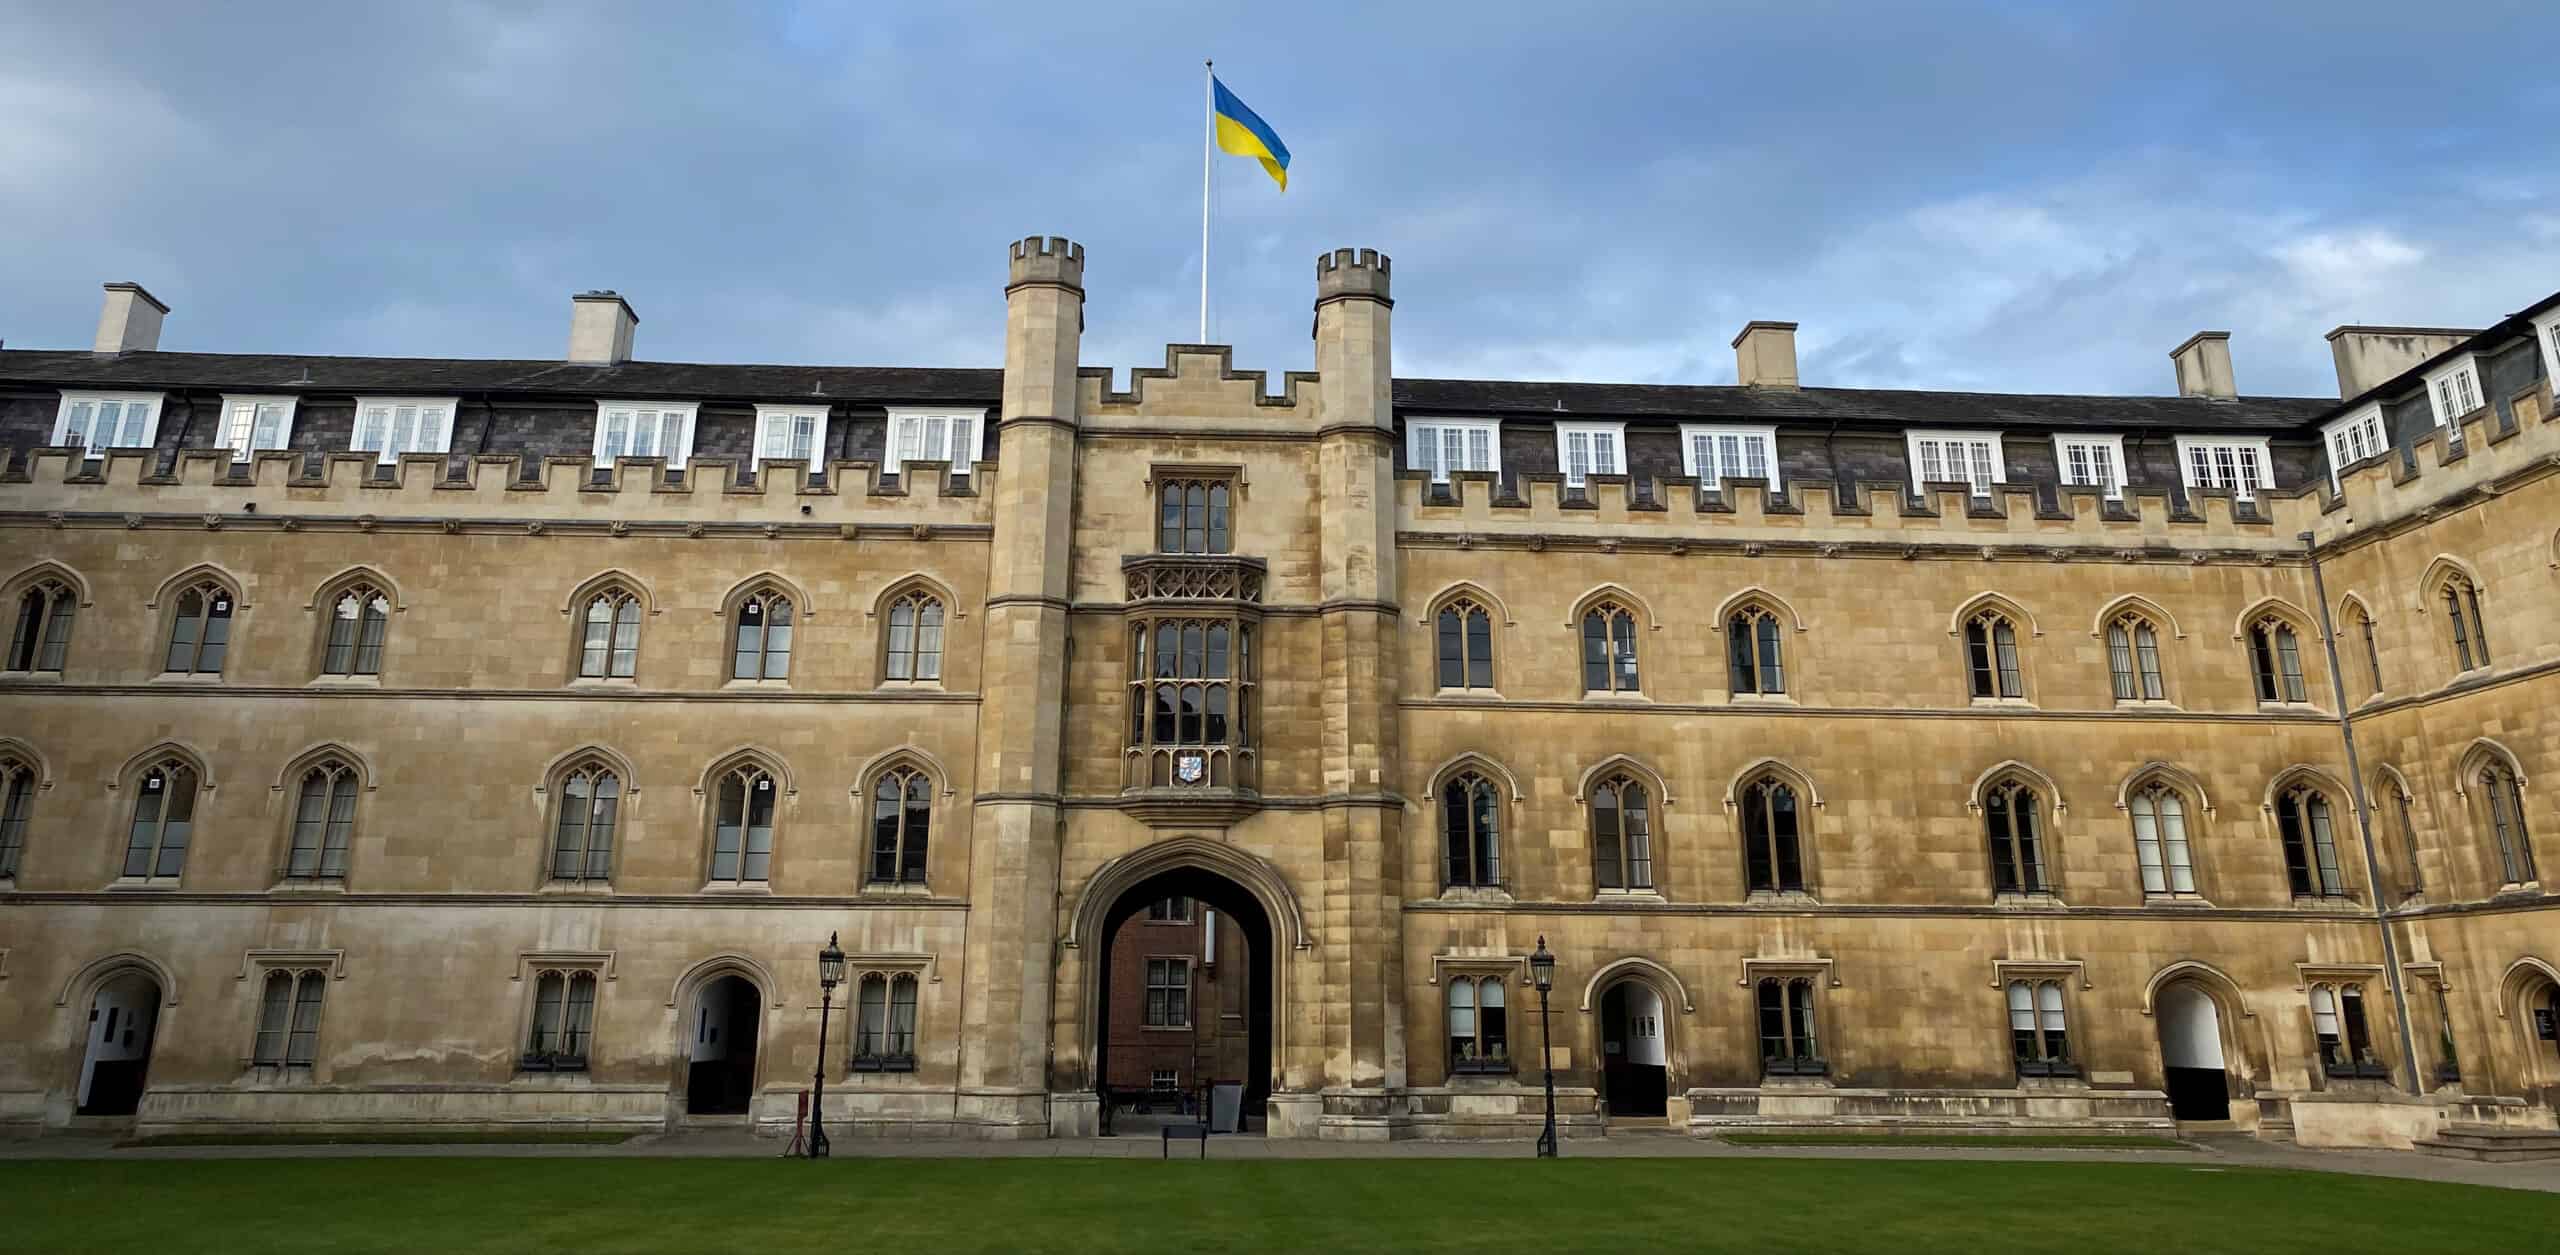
[{"x1": 2, "y1": 0, "x2": 2554, "y2": 407}]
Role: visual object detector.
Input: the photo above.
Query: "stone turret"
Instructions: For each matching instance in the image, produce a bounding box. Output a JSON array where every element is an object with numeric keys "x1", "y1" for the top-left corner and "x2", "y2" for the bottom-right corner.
[
  {"x1": 1314, "y1": 249, "x2": 1392, "y2": 435},
  {"x1": 965, "y1": 235, "x2": 1087, "y2": 1137}
]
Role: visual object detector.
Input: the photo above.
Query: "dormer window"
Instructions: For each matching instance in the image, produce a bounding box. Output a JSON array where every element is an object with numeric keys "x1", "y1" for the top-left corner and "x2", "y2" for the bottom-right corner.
[
  {"x1": 1553, "y1": 422, "x2": 1625, "y2": 488},
  {"x1": 1681, "y1": 424, "x2": 1779, "y2": 493},
  {"x1": 2052, "y1": 435, "x2": 2126, "y2": 499},
  {"x1": 753, "y1": 405, "x2": 830, "y2": 471},
  {"x1": 591, "y1": 401, "x2": 698, "y2": 470},
  {"x1": 886, "y1": 408, "x2": 985, "y2": 482},
  {"x1": 349, "y1": 397, "x2": 457, "y2": 466},
  {"x1": 1408, "y1": 418, "x2": 1500, "y2": 484},
  {"x1": 2535, "y1": 311, "x2": 2560, "y2": 389},
  {"x1": 2174, "y1": 436, "x2": 2273, "y2": 502},
  {"x1": 51, "y1": 392, "x2": 164, "y2": 457},
  {"x1": 2322, "y1": 405, "x2": 2386, "y2": 491},
  {"x1": 2423, "y1": 357, "x2": 2483, "y2": 430},
  {"x1": 219, "y1": 396, "x2": 298, "y2": 464},
  {"x1": 1907, "y1": 430, "x2": 2004, "y2": 497}
]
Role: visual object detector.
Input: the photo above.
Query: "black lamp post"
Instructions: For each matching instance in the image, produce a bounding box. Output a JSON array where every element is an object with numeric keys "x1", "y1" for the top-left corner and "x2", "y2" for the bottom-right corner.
[
  {"x1": 1530, "y1": 935, "x2": 1558, "y2": 1158},
  {"x1": 810, "y1": 931, "x2": 846, "y2": 1159}
]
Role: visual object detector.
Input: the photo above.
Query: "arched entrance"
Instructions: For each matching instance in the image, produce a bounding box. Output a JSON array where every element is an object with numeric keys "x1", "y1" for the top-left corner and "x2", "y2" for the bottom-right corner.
[
  {"x1": 1093, "y1": 866, "x2": 1273, "y2": 1134},
  {"x1": 1599, "y1": 980, "x2": 1668, "y2": 1118},
  {"x1": 2157, "y1": 981, "x2": 2231, "y2": 1121},
  {"x1": 78, "y1": 971, "x2": 163, "y2": 1117},
  {"x1": 684, "y1": 975, "x2": 762, "y2": 1116},
  {"x1": 2525, "y1": 976, "x2": 2559, "y2": 1084}
]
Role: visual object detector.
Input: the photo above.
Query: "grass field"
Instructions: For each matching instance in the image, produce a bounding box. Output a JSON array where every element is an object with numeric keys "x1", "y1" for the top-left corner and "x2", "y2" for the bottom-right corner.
[
  {"x1": 1715, "y1": 1132, "x2": 2192, "y2": 1149},
  {"x1": 5, "y1": 1156, "x2": 2549, "y2": 1253}
]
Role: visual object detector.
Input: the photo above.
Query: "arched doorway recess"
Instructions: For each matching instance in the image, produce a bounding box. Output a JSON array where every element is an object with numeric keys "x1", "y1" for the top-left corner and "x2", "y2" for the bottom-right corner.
[
  {"x1": 78, "y1": 970, "x2": 164, "y2": 1117},
  {"x1": 685, "y1": 975, "x2": 763, "y2": 1116},
  {"x1": 1091, "y1": 866, "x2": 1275, "y2": 1135},
  {"x1": 1598, "y1": 980, "x2": 1668, "y2": 1118}
]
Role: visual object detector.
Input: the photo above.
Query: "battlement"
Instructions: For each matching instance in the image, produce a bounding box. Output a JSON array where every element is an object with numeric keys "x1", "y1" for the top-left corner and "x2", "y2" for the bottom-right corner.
[
  {"x1": 1398, "y1": 469, "x2": 2309, "y2": 555},
  {"x1": 1007, "y1": 236, "x2": 1086, "y2": 291},
  {"x1": 2310, "y1": 377, "x2": 2560, "y2": 547},
  {"x1": 1076, "y1": 345, "x2": 1317, "y2": 424},
  {"x1": 1315, "y1": 247, "x2": 1391, "y2": 304},
  {"x1": 0, "y1": 446, "x2": 996, "y2": 530}
]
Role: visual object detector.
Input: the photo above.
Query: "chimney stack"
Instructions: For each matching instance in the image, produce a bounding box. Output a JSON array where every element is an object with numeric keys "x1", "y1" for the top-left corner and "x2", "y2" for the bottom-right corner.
[
  {"x1": 93, "y1": 282, "x2": 168, "y2": 354},
  {"x1": 2169, "y1": 331, "x2": 2236, "y2": 400},
  {"x1": 568, "y1": 290, "x2": 639, "y2": 365},
  {"x1": 1732, "y1": 321, "x2": 1799, "y2": 389},
  {"x1": 2324, "y1": 325, "x2": 2478, "y2": 400}
]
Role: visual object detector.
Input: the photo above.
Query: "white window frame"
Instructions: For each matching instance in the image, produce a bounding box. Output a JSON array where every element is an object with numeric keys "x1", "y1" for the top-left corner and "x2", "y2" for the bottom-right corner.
[
  {"x1": 2534, "y1": 312, "x2": 2560, "y2": 394},
  {"x1": 50, "y1": 391, "x2": 165, "y2": 456},
  {"x1": 2320, "y1": 404, "x2": 2387, "y2": 491},
  {"x1": 2050, "y1": 434, "x2": 2127, "y2": 500},
  {"x1": 347, "y1": 397, "x2": 458, "y2": 466},
  {"x1": 217, "y1": 395, "x2": 299, "y2": 464},
  {"x1": 1679, "y1": 423, "x2": 1780, "y2": 493},
  {"x1": 1906, "y1": 429, "x2": 2006, "y2": 498},
  {"x1": 590, "y1": 401, "x2": 699, "y2": 471},
  {"x1": 2422, "y1": 355, "x2": 2484, "y2": 428},
  {"x1": 1407, "y1": 417, "x2": 1502, "y2": 484},
  {"x1": 1552, "y1": 421, "x2": 1626, "y2": 488},
  {"x1": 2173, "y1": 435, "x2": 2276, "y2": 502},
  {"x1": 885, "y1": 407, "x2": 987, "y2": 481},
  {"x1": 752, "y1": 404, "x2": 831, "y2": 472}
]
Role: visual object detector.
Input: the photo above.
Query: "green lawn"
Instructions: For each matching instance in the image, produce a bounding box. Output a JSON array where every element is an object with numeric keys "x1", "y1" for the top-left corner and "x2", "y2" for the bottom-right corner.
[{"x1": 5, "y1": 1157, "x2": 2550, "y2": 1254}]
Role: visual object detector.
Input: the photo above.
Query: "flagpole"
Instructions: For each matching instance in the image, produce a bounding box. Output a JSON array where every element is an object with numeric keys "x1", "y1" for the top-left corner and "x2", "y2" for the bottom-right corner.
[{"x1": 1200, "y1": 59, "x2": 1213, "y2": 344}]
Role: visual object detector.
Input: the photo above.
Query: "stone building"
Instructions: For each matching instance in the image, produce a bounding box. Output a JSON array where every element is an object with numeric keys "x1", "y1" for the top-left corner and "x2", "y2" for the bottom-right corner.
[
  {"x1": 1099, "y1": 896, "x2": 1255, "y2": 1115},
  {"x1": 1, "y1": 240, "x2": 2556, "y2": 1149}
]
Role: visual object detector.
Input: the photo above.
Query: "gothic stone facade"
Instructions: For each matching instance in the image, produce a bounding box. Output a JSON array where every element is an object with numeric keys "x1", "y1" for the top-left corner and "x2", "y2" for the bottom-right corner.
[{"x1": 2, "y1": 242, "x2": 2558, "y2": 1147}]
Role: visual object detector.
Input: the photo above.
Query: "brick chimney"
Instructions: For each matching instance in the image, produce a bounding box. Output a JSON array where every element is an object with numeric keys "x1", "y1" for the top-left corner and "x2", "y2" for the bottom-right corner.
[
  {"x1": 568, "y1": 290, "x2": 639, "y2": 365},
  {"x1": 93, "y1": 282, "x2": 168, "y2": 353},
  {"x1": 1732, "y1": 321, "x2": 1799, "y2": 389},
  {"x1": 2169, "y1": 331, "x2": 2236, "y2": 400}
]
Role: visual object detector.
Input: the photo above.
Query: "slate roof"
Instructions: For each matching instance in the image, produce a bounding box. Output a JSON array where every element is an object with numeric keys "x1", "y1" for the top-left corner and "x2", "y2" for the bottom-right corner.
[{"x1": 0, "y1": 348, "x2": 2338, "y2": 433}]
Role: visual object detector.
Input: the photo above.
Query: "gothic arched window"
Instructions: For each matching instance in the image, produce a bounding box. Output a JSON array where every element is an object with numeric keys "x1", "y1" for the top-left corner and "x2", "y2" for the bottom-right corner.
[
  {"x1": 1964, "y1": 611, "x2": 2022, "y2": 699},
  {"x1": 1739, "y1": 776, "x2": 1805, "y2": 894},
  {"x1": 883, "y1": 591, "x2": 946, "y2": 682},
  {"x1": 2276, "y1": 784, "x2": 2348, "y2": 899},
  {"x1": 1580, "y1": 602, "x2": 1640, "y2": 694},
  {"x1": 869, "y1": 765, "x2": 933, "y2": 886},
  {"x1": 2249, "y1": 616, "x2": 2308, "y2": 704},
  {"x1": 730, "y1": 588, "x2": 796, "y2": 681},
  {"x1": 319, "y1": 582, "x2": 391, "y2": 676},
  {"x1": 1440, "y1": 771, "x2": 1502, "y2": 890},
  {"x1": 283, "y1": 759, "x2": 359, "y2": 881},
  {"x1": 2479, "y1": 760, "x2": 2539, "y2": 886},
  {"x1": 549, "y1": 760, "x2": 621, "y2": 883},
  {"x1": 2105, "y1": 613, "x2": 2165, "y2": 702},
  {"x1": 576, "y1": 587, "x2": 643, "y2": 680},
  {"x1": 1435, "y1": 598, "x2": 1494, "y2": 690},
  {"x1": 1983, "y1": 778, "x2": 2050, "y2": 895},
  {"x1": 2129, "y1": 783, "x2": 2197, "y2": 897},
  {"x1": 1591, "y1": 773, "x2": 1653, "y2": 891},
  {"x1": 122, "y1": 759, "x2": 199, "y2": 881},
  {"x1": 709, "y1": 765, "x2": 778, "y2": 885},
  {"x1": 1727, "y1": 606, "x2": 1785, "y2": 696},
  {"x1": 162, "y1": 581, "x2": 235, "y2": 675},
  {"x1": 6, "y1": 577, "x2": 76, "y2": 673}
]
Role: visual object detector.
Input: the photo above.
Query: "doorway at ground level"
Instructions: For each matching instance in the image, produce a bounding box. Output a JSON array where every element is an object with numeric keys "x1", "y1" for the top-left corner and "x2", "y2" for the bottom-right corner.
[
  {"x1": 2157, "y1": 982, "x2": 2231, "y2": 1121},
  {"x1": 1599, "y1": 981, "x2": 1667, "y2": 1118},
  {"x1": 78, "y1": 971, "x2": 163, "y2": 1117},
  {"x1": 686, "y1": 975, "x2": 762, "y2": 1116}
]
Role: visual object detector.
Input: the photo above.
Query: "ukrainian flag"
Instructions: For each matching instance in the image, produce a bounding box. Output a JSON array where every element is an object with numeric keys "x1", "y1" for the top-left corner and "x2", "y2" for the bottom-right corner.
[{"x1": 1213, "y1": 76, "x2": 1290, "y2": 191}]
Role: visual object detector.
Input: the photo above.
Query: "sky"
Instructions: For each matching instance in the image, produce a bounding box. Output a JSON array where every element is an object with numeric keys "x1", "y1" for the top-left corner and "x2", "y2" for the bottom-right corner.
[{"x1": 4, "y1": 1, "x2": 2557, "y2": 399}]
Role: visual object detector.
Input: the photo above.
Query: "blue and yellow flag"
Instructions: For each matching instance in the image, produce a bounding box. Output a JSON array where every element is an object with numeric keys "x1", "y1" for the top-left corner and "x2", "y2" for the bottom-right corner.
[{"x1": 1212, "y1": 76, "x2": 1290, "y2": 191}]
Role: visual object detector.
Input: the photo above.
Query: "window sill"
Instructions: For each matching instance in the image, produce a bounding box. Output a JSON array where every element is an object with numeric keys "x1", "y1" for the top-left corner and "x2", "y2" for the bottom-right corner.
[
  {"x1": 850, "y1": 1057, "x2": 918, "y2": 1074},
  {"x1": 2141, "y1": 892, "x2": 2214, "y2": 908},
  {"x1": 1743, "y1": 888, "x2": 1820, "y2": 906},
  {"x1": 2015, "y1": 1062, "x2": 2082, "y2": 1081},
  {"x1": 1728, "y1": 692, "x2": 1796, "y2": 706},
  {"x1": 1437, "y1": 885, "x2": 1513, "y2": 905},
  {"x1": 1432, "y1": 687, "x2": 1505, "y2": 701},
  {"x1": 2289, "y1": 894, "x2": 2361, "y2": 911},
  {"x1": 307, "y1": 674, "x2": 383, "y2": 688},
  {"x1": 1579, "y1": 690, "x2": 1650, "y2": 703},
  {"x1": 1593, "y1": 888, "x2": 1665, "y2": 903},
  {"x1": 2256, "y1": 701, "x2": 2323, "y2": 715},
  {"x1": 874, "y1": 679, "x2": 946, "y2": 692},
  {"x1": 1448, "y1": 1061, "x2": 1515, "y2": 1077},
  {"x1": 150, "y1": 672, "x2": 226, "y2": 686},
  {"x1": 516, "y1": 1057, "x2": 591, "y2": 1076},
  {"x1": 2321, "y1": 1064, "x2": 2393, "y2": 1082},
  {"x1": 860, "y1": 880, "x2": 933, "y2": 896},
  {"x1": 269, "y1": 877, "x2": 348, "y2": 895},
  {"x1": 2493, "y1": 880, "x2": 2543, "y2": 897},
  {"x1": 106, "y1": 876, "x2": 182, "y2": 891},
  {"x1": 699, "y1": 882, "x2": 773, "y2": 896},
  {"x1": 1968, "y1": 697, "x2": 2036, "y2": 710},
  {"x1": 1141, "y1": 1024, "x2": 1195, "y2": 1034},
  {"x1": 1991, "y1": 892, "x2": 2066, "y2": 909},
  {"x1": 1759, "y1": 1061, "x2": 1831, "y2": 1081},
  {"x1": 567, "y1": 676, "x2": 639, "y2": 689},
  {"x1": 540, "y1": 879, "x2": 615, "y2": 896},
  {"x1": 0, "y1": 670, "x2": 64, "y2": 685},
  {"x1": 720, "y1": 678, "x2": 795, "y2": 691},
  {"x1": 2111, "y1": 698, "x2": 2179, "y2": 711}
]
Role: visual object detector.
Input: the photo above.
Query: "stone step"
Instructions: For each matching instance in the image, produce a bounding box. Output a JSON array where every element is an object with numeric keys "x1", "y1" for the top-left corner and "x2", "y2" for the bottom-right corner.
[{"x1": 2413, "y1": 1126, "x2": 2560, "y2": 1161}]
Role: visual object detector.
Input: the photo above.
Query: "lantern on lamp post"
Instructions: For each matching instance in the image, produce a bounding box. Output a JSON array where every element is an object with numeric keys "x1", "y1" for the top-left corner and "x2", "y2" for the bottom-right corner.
[
  {"x1": 1530, "y1": 935, "x2": 1558, "y2": 1158},
  {"x1": 809, "y1": 931, "x2": 846, "y2": 1159}
]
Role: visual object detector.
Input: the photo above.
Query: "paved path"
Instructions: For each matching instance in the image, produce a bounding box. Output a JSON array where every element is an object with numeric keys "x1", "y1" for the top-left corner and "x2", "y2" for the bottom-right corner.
[{"x1": 7, "y1": 1128, "x2": 2556, "y2": 1193}]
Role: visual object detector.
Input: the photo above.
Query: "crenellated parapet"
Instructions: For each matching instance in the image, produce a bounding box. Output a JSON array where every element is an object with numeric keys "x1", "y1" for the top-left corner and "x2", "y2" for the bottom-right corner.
[
  {"x1": 1076, "y1": 346, "x2": 1318, "y2": 428},
  {"x1": 2307, "y1": 379, "x2": 2558, "y2": 549},
  {"x1": 0, "y1": 446, "x2": 996, "y2": 530},
  {"x1": 1398, "y1": 470, "x2": 2304, "y2": 558}
]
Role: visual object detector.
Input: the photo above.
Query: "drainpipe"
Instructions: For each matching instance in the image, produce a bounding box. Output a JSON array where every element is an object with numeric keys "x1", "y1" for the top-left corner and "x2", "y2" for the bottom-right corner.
[{"x1": 2300, "y1": 530, "x2": 2423, "y2": 1096}]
